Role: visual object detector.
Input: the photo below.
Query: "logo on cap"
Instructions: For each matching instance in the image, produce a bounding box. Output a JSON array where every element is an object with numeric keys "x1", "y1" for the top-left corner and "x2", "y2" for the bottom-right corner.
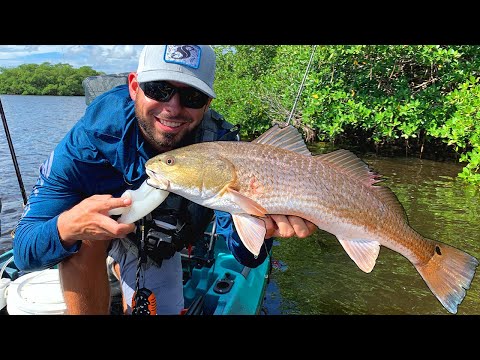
[{"x1": 164, "y1": 45, "x2": 201, "y2": 69}]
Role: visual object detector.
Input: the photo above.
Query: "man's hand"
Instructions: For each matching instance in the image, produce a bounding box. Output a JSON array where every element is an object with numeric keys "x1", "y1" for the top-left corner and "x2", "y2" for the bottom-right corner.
[
  {"x1": 264, "y1": 214, "x2": 317, "y2": 239},
  {"x1": 58, "y1": 194, "x2": 136, "y2": 247}
]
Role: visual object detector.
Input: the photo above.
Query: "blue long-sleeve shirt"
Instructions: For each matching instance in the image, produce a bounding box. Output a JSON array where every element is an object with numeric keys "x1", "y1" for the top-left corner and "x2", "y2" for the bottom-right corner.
[{"x1": 13, "y1": 85, "x2": 271, "y2": 271}]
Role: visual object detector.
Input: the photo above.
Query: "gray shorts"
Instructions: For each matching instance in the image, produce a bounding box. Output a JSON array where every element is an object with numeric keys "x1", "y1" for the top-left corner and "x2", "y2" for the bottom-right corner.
[{"x1": 108, "y1": 238, "x2": 184, "y2": 315}]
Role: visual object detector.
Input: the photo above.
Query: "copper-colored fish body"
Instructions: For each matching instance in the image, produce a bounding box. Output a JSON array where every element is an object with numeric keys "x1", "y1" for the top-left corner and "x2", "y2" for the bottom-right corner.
[{"x1": 145, "y1": 125, "x2": 478, "y2": 314}]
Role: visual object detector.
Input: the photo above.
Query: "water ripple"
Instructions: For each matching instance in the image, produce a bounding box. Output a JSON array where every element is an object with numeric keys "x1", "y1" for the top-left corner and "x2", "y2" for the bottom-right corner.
[{"x1": 1, "y1": 95, "x2": 85, "y2": 251}]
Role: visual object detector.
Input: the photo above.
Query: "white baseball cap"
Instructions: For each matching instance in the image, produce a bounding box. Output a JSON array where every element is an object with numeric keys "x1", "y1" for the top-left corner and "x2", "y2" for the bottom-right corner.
[{"x1": 137, "y1": 45, "x2": 216, "y2": 98}]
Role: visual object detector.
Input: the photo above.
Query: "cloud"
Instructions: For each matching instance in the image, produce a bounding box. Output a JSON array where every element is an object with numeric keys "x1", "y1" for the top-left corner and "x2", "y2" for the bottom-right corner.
[{"x1": 0, "y1": 45, "x2": 144, "y2": 74}]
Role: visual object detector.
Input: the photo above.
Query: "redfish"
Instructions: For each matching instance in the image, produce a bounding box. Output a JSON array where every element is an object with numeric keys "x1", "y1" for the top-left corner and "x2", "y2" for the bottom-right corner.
[{"x1": 145, "y1": 125, "x2": 478, "y2": 314}]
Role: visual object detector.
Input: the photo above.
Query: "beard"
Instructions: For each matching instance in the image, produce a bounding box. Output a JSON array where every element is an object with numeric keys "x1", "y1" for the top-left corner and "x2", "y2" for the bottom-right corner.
[{"x1": 136, "y1": 107, "x2": 198, "y2": 152}]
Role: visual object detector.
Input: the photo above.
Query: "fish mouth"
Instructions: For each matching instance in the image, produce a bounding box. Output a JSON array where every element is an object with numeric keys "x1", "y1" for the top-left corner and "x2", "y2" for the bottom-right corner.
[{"x1": 145, "y1": 168, "x2": 169, "y2": 190}]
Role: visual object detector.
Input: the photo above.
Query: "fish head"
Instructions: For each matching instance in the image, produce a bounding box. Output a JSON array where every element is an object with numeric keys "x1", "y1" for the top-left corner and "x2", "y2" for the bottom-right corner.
[{"x1": 145, "y1": 144, "x2": 234, "y2": 201}]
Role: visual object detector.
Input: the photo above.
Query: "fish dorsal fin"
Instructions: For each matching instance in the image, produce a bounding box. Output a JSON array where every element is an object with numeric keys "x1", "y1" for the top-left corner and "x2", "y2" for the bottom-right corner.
[
  {"x1": 317, "y1": 149, "x2": 378, "y2": 184},
  {"x1": 317, "y1": 149, "x2": 407, "y2": 219},
  {"x1": 337, "y1": 238, "x2": 380, "y2": 273},
  {"x1": 252, "y1": 125, "x2": 311, "y2": 156}
]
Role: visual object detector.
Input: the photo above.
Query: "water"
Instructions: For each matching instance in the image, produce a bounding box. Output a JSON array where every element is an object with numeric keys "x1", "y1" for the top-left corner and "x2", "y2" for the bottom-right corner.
[
  {"x1": 1, "y1": 95, "x2": 479, "y2": 315},
  {"x1": 264, "y1": 154, "x2": 480, "y2": 315},
  {"x1": 0, "y1": 95, "x2": 86, "y2": 250}
]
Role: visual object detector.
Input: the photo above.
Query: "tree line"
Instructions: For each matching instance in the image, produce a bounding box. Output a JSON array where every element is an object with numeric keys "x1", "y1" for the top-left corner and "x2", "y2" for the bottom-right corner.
[{"x1": 0, "y1": 62, "x2": 102, "y2": 96}]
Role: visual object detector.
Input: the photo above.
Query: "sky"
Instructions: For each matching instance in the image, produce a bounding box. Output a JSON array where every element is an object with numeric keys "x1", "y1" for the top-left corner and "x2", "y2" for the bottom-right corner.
[{"x1": 0, "y1": 45, "x2": 145, "y2": 74}]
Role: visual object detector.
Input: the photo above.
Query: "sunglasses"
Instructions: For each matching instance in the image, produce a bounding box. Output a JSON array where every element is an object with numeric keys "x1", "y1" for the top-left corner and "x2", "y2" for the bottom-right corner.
[{"x1": 139, "y1": 81, "x2": 209, "y2": 109}]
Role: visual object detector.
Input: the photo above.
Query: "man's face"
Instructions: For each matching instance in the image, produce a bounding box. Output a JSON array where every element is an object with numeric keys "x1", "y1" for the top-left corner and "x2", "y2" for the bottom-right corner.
[{"x1": 128, "y1": 73, "x2": 212, "y2": 153}]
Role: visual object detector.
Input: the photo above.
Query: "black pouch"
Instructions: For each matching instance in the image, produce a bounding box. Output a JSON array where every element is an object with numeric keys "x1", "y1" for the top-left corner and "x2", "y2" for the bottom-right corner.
[{"x1": 143, "y1": 213, "x2": 195, "y2": 267}]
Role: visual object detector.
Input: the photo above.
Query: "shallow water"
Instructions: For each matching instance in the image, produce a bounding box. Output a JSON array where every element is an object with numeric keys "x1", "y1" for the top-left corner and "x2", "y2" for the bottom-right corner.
[{"x1": 264, "y1": 154, "x2": 480, "y2": 315}]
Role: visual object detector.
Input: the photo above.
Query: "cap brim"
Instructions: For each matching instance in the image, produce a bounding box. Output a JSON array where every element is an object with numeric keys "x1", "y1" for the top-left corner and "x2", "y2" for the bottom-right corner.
[{"x1": 137, "y1": 70, "x2": 216, "y2": 98}]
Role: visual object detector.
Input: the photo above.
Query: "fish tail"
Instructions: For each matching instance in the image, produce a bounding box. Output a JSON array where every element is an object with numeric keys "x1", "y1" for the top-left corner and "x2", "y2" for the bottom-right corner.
[{"x1": 415, "y1": 242, "x2": 478, "y2": 314}]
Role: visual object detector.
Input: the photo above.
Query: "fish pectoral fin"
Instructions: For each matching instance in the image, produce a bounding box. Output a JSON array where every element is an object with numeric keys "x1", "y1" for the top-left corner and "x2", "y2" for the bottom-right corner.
[
  {"x1": 226, "y1": 188, "x2": 268, "y2": 217},
  {"x1": 232, "y1": 214, "x2": 267, "y2": 257},
  {"x1": 337, "y1": 238, "x2": 380, "y2": 273}
]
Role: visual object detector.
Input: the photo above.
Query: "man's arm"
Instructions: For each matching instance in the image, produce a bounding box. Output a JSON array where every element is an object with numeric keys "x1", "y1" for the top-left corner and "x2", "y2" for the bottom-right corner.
[
  {"x1": 13, "y1": 150, "x2": 134, "y2": 271},
  {"x1": 13, "y1": 157, "x2": 84, "y2": 271}
]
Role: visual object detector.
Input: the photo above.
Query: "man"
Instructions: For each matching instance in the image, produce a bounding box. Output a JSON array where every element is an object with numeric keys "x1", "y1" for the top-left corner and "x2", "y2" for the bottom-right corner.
[{"x1": 13, "y1": 45, "x2": 316, "y2": 314}]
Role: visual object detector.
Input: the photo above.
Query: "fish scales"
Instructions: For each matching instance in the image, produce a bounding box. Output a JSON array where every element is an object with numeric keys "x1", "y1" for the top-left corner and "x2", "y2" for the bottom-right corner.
[
  {"x1": 212, "y1": 141, "x2": 432, "y2": 261},
  {"x1": 145, "y1": 125, "x2": 478, "y2": 314}
]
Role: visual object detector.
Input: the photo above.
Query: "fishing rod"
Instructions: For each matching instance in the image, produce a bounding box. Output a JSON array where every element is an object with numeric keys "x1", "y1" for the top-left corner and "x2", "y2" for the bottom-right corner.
[
  {"x1": 286, "y1": 45, "x2": 317, "y2": 126},
  {"x1": 0, "y1": 98, "x2": 28, "y2": 206}
]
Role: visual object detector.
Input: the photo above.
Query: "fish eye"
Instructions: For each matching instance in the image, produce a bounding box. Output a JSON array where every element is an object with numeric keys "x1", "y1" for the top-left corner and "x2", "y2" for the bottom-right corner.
[{"x1": 164, "y1": 156, "x2": 175, "y2": 166}]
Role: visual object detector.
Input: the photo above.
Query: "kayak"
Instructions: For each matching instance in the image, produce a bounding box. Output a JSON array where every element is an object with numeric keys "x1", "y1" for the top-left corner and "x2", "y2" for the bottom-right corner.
[{"x1": 0, "y1": 222, "x2": 272, "y2": 315}]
